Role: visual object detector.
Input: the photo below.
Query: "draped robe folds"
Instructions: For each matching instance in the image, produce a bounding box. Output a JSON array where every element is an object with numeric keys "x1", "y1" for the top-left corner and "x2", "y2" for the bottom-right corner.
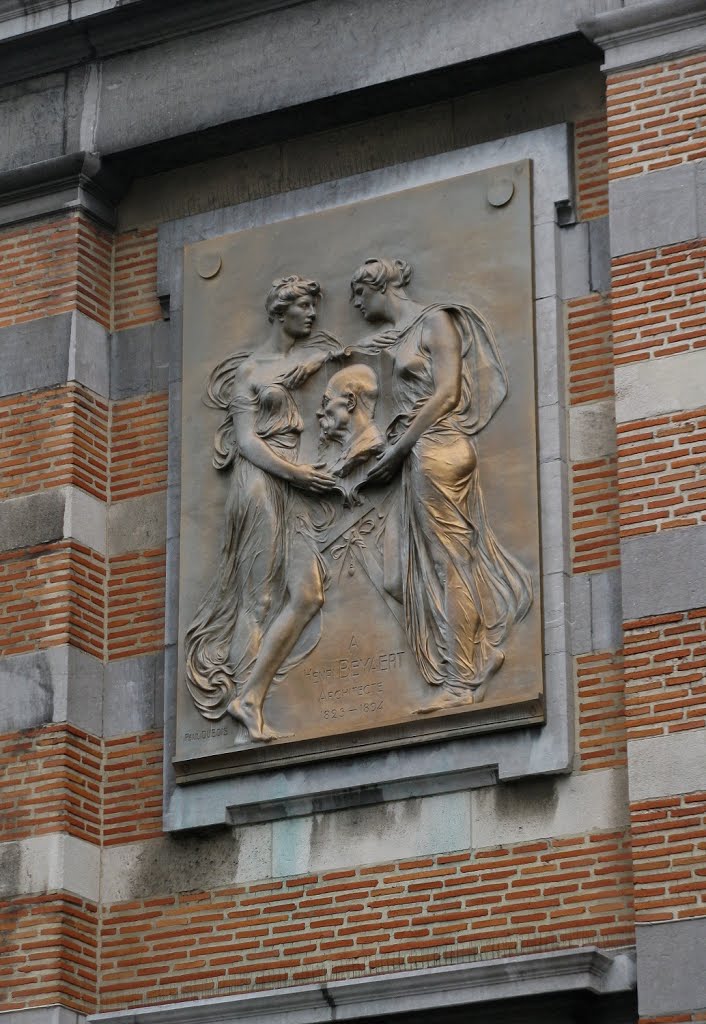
[
  {"x1": 370, "y1": 304, "x2": 533, "y2": 694},
  {"x1": 184, "y1": 346, "x2": 332, "y2": 722}
]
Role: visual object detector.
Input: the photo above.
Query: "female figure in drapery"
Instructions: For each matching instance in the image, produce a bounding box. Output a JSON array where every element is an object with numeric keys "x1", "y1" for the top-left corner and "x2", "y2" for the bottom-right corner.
[
  {"x1": 185, "y1": 275, "x2": 340, "y2": 740},
  {"x1": 350, "y1": 257, "x2": 532, "y2": 709}
]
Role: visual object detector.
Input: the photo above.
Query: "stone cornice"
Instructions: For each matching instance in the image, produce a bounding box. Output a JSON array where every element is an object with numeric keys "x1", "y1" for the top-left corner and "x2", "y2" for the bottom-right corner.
[
  {"x1": 0, "y1": 0, "x2": 307, "y2": 86},
  {"x1": 580, "y1": 0, "x2": 706, "y2": 72},
  {"x1": 88, "y1": 947, "x2": 636, "y2": 1023},
  {"x1": 0, "y1": 151, "x2": 121, "y2": 228}
]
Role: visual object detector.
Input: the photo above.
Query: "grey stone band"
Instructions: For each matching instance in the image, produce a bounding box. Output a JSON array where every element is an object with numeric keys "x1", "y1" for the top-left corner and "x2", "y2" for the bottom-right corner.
[
  {"x1": 0, "y1": 311, "x2": 108, "y2": 399},
  {"x1": 570, "y1": 568, "x2": 623, "y2": 655},
  {"x1": 610, "y1": 160, "x2": 706, "y2": 258},
  {"x1": 621, "y1": 523, "x2": 706, "y2": 620},
  {"x1": 628, "y1": 727, "x2": 706, "y2": 802},
  {"x1": 0, "y1": 312, "x2": 169, "y2": 401},
  {"x1": 636, "y1": 918, "x2": 706, "y2": 1016},
  {"x1": 0, "y1": 646, "x2": 163, "y2": 737}
]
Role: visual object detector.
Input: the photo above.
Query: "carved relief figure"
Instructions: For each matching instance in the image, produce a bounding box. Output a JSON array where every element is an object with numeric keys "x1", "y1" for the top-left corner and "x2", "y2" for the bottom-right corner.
[
  {"x1": 316, "y1": 364, "x2": 385, "y2": 477},
  {"x1": 185, "y1": 276, "x2": 340, "y2": 741},
  {"x1": 350, "y1": 257, "x2": 533, "y2": 708}
]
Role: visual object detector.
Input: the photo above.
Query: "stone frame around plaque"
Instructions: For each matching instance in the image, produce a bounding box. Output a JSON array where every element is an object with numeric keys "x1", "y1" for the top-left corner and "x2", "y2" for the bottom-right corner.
[{"x1": 160, "y1": 124, "x2": 576, "y2": 831}]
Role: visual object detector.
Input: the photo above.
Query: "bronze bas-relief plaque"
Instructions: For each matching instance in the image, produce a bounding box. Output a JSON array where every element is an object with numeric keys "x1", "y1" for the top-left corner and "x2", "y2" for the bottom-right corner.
[{"x1": 175, "y1": 162, "x2": 544, "y2": 781}]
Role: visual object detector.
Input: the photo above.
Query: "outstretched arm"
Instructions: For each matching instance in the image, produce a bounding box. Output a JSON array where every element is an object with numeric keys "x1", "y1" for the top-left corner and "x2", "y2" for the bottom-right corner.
[{"x1": 230, "y1": 379, "x2": 334, "y2": 494}]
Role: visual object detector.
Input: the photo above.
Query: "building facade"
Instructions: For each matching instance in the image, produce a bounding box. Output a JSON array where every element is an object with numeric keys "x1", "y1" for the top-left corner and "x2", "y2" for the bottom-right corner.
[{"x1": 0, "y1": 1, "x2": 704, "y2": 1022}]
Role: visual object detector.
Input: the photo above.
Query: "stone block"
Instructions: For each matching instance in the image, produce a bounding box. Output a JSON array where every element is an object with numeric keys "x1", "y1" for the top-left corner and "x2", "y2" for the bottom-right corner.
[
  {"x1": 539, "y1": 457, "x2": 569, "y2": 576},
  {"x1": 628, "y1": 727, "x2": 706, "y2": 802},
  {"x1": 543, "y1": 572, "x2": 570, "y2": 655},
  {"x1": 588, "y1": 215, "x2": 610, "y2": 294},
  {"x1": 0, "y1": 311, "x2": 110, "y2": 399},
  {"x1": 615, "y1": 347, "x2": 706, "y2": 424},
  {"x1": 0, "y1": 645, "x2": 102, "y2": 734},
  {"x1": 0, "y1": 488, "x2": 65, "y2": 553},
  {"x1": 538, "y1": 400, "x2": 566, "y2": 465},
  {"x1": 0, "y1": 312, "x2": 72, "y2": 398},
  {"x1": 636, "y1": 918, "x2": 706, "y2": 1016},
  {"x1": 110, "y1": 319, "x2": 171, "y2": 398},
  {"x1": 621, "y1": 523, "x2": 706, "y2": 619},
  {"x1": 271, "y1": 791, "x2": 470, "y2": 878},
  {"x1": 558, "y1": 221, "x2": 591, "y2": 300},
  {"x1": 471, "y1": 767, "x2": 628, "y2": 848},
  {"x1": 108, "y1": 492, "x2": 166, "y2": 557},
  {"x1": 609, "y1": 163, "x2": 697, "y2": 257},
  {"x1": 103, "y1": 653, "x2": 163, "y2": 737},
  {"x1": 62, "y1": 645, "x2": 104, "y2": 735},
  {"x1": 590, "y1": 567, "x2": 623, "y2": 652},
  {"x1": 64, "y1": 485, "x2": 107, "y2": 555},
  {"x1": 69, "y1": 311, "x2": 110, "y2": 398},
  {"x1": 0, "y1": 1006, "x2": 84, "y2": 1024},
  {"x1": 569, "y1": 573, "x2": 592, "y2": 655},
  {"x1": 569, "y1": 399, "x2": 616, "y2": 463},
  {"x1": 535, "y1": 296, "x2": 563, "y2": 409},
  {"x1": 93, "y1": 2, "x2": 590, "y2": 158},
  {"x1": 0, "y1": 76, "x2": 64, "y2": 172},
  {"x1": 100, "y1": 824, "x2": 272, "y2": 903},
  {"x1": 281, "y1": 102, "x2": 455, "y2": 197},
  {"x1": 0, "y1": 833, "x2": 99, "y2": 902}
]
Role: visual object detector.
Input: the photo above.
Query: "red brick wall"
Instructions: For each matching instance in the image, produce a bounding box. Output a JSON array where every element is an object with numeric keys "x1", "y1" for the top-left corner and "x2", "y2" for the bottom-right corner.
[
  {"x1": 617, "y1": 409, "x2": 706, "y2": 537},
  {"x1": 577, "y1": 651, "x2": 627, "y2": 772},
  {"x1": 0, "y1": 386, "x2": 109, "y2": 503},
  {"x1": 623, "y1": 610, "x2": 706, "y2": 740},
  {"x1": 99, "y1": 831, "x2": 634, "y2": 1011},
  {"x1": 606, "y1": 56, "x2": 706, "y2": 180},
  {"x1": 0, "y1": 542, "x2": 106, "y2": 659},
  {"x1": 0, "y1": 215, "x2": 111, "y2": 330},
  {"x1": 612, "y1": 243, "x2": 706, "y2": 364},
  {"x1": 113, "y1": 228, "x2": 162, "y2": 331},
  {"x1": 631, "y1": 791, "x2": 706, "y2": 924},
  {"x1": 103, "y1": 732, "x2": 164, "y2": 846},
  {"x1": 0, "y1": 726, "x2": 102, "y2": 844},
  {"x1": 0, "y1": 893, "x2": 99, "y2": 1013},
  {"x1": 111, "y1": 393, "x2": 169, "y2": 501},
  {"x1": 575, "y1": 117, "x2": 609, "y2": 221}
]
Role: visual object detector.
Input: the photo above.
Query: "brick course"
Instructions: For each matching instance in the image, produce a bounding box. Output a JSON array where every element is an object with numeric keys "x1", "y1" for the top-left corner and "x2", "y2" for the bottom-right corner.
[
  {"x1": 617, "y1": 409, "x2": 706, "y2": 537},
  {"x1": 623, "y1": 610, "x2": 706, "y2": 740},
  {"x1": 111, "y1": 393, "x2": 169, "y2": 502},
  {"x1": 612, "y1": 242, "x2": 706, "y2": 366},
  {"x1": 607, "y1": 55, "x2": 706, "y2": 180},
  {"x1": 0, "y1": 385, "x2": 109, "y2": 504},
  {"x1": 0, "y1": 726, "x2": 102, "y2": 844},
  {"x1": 113, "y1": 228, "x2": 162, "y2": 331},
  {"x1": 567, "y1": 293, "x2": 614, "y2": 406},
  {"x1": 0, "y1": 542, "x2": 106, "y2": 659},
  {"x1": 577, "y1": 651, "x2": 627, "y2": 772},
  {"x1": 571, "y1": 455, "x2": 621, "y2": 574},
  {"x1": 107, "y1": 549, "x2": 166, "y2": 659},
  {"x1": 575, "y1": 116, "x2": 609, "y2": 221},
  {"x1": 0, "y1": 892, "x2": 99, "y2": 1014},
  {"x1": 103, "y1": 731, "x2": 164, "y2": 846},
  {"x1": 631, "y1": 791, "x2": 706, "y2": 923},
  {"x1": 0, "y1": 215, "x2": 111, "y2": 331}
]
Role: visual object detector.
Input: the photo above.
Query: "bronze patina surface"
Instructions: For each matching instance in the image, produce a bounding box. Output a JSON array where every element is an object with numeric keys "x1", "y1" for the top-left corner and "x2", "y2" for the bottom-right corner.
[{"x1": 175, "y1": 161, "x2": 544, "y2": 780}]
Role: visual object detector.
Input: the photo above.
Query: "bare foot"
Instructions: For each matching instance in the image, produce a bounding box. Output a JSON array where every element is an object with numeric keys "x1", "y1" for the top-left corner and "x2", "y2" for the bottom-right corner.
[
  {"x1": 260, "y1": 722, "x2": 294, "y2": 741},
  {"x1": 226, "y1": 696, "x2": 269, "y2": 741},
  {"x1": 415, "y1": 689, "x2": 475, "y2": 715},
  {"x1": 474, "y1": 647, "x2": 505, "y2": 688}
]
